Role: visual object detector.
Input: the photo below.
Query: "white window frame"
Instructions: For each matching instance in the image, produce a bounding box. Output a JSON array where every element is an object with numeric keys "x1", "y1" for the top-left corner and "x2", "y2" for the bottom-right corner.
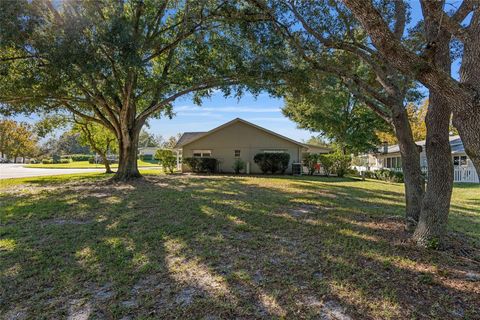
[
  {"x1": 453, "y1": 155, "x2": 467, "y2": 167},
  {"x1": 192, "y1": 150, "x2": 212, "y2": 158}
]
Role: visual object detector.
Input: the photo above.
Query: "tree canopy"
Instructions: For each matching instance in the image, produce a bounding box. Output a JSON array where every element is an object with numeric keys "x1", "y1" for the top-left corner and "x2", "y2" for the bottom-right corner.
[{"x1": 0, "y1": 0, "x2": 270, "y2": 180}]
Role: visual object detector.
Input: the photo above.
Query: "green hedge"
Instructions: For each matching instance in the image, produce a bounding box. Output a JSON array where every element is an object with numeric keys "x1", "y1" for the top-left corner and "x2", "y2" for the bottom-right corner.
[
  {"x1": 62, "y1": 154, "x2": 92, "y2": 161},
  {"x1": 41, "y1": 158, "x2": 72, "y2": 164},
  {"x1": 364, "y1": 169, "x2": 404, "y2": 183},
  {"x1": 183, "y1": 157, "x2": 217, "y2": 173},
  {"x1": 253, "y1": 152, "x2": 290, "y2": 174}
]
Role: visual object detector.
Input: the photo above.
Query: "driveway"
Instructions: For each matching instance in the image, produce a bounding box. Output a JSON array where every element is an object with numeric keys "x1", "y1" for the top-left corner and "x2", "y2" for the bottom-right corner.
[{"x1": 0, "y1": 164, "x2": 104, "y2": 179}]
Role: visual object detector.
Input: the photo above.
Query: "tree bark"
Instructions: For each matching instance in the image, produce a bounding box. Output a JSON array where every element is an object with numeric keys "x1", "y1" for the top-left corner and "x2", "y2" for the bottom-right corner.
[
  {"x1": 391, "y1": 106, "x2": 424, "y2": 231},
  {"x1": 413, "y1": 93, "x2": 453, "y2": 247},
  {"x1": 113, "y1": 127, "x2": 142, "y2": 181},
  {"x1": 453, "y1": 110, "x2": 480, "y2": 175},
  {"x1": 413, "y1": 9, "x2": 454, "y2": 247}
]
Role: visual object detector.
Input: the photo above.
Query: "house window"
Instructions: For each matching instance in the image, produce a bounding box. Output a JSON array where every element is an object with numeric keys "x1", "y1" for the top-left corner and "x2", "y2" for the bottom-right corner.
[
  {"x1": 263, "y1": 149, "x2": 287, "y2": 153},
  {"x1": 453, "y1": 155, "x2": 467, "y2": 166},
  {"x1": 385, "y1": 156, "x2": 401, "y2": 169},
  {"x1": 234, "y1": 150, "x2": 241, "y2": 157},
  {"x1": 192, "y1": 150, "x2": 212, "y2": 158}
]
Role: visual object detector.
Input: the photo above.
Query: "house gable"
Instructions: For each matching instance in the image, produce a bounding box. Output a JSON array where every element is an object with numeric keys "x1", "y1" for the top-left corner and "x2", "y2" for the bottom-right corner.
[{"x1": 181, "y1": 118, "x2": 306, "y2": 149}]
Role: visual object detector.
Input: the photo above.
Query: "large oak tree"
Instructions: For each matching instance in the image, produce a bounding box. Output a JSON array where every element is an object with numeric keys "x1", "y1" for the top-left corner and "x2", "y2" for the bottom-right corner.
[{"x1": 0, "y1": 0, "x2": 265, "y2": 180}]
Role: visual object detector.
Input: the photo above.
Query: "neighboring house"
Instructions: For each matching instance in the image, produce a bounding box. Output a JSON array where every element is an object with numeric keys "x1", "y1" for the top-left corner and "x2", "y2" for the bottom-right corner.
[
  {"x1": 354, "y1": 135, "x2": 479, "y2": 183},
  {"x1": 174, "y1": 118, "x2": 329, "y2": 174},
  {"x1": 138, "y1": 147, "x2": 160, "y2": 160}
]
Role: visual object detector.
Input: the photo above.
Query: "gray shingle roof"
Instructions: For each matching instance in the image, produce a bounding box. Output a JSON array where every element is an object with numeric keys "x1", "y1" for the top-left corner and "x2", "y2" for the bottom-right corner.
[
  {"x1": 382, "y1": 135, "x2": 464, "y2": 154},
  {"x1": 174, "y1": 132, "x2": 207, "y2": 149}
]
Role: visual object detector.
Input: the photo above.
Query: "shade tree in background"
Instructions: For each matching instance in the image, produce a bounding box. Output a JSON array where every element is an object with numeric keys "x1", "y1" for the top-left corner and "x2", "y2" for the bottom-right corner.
[
  {"x1": 73, "y1": 122, "x2": 118, "y2": 174},
  {"x1": 0, "y1": 119, "x2": 38, "y2": 162},
  {"x1": 282, "y1": 77, "x2": 388, "y2": 155}
]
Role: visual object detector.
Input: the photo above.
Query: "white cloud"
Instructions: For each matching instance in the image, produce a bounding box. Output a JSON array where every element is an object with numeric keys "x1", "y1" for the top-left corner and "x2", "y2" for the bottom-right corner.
[{"x1": 246, "y1": 117, "x2": 290, "y2": 122}]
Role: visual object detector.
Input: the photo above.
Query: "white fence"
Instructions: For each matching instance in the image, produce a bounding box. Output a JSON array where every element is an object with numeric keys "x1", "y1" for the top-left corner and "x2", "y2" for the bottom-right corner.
[
  {"x1": 454, "y1": 167, "x2": 479, "y2": 183},
  {"x1": 352, "y1": 166, "x2": 479, "y2": 183}
]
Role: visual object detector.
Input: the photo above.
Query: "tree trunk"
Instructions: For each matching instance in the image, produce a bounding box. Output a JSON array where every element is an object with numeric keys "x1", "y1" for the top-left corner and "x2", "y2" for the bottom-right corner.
[
  {"x1": 391, "y1": 106, "x2": 424, "y2": 231},
  {"x1": 113, "y1": 127, "x2": 142, "y2": 181},
  {"x1": 452, "y1": 108, "x2": 480, "y2": 175},
  {"x1": 100, "y1": 154, "x2": 113, "y2": 174},
  {"x1": 413, "y1": 14, "x2": 453, "y2": 248},
  {"x1": 413, "y1": 93, "x2": 453, "y2": 247}
]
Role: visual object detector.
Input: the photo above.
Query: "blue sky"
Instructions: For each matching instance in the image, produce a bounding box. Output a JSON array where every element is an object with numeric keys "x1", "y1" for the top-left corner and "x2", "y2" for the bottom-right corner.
[{"x1": 147, "y1": 92, "x2": 312, "y2": 141}]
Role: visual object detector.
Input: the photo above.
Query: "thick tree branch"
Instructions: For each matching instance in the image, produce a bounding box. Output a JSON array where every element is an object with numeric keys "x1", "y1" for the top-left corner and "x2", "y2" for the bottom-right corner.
[
  {"x1": 422, "y1": 0, "x2": 471, "y2": 42},
  {"x1": 393, "y1": 1, "x2": 407, "y2": 39},
  {"x1": 341, "y1": 0, "x2": 473, "y2": 111},
  {"x1": 136, "y1": 80, "x2": 239, "y2": 122}
]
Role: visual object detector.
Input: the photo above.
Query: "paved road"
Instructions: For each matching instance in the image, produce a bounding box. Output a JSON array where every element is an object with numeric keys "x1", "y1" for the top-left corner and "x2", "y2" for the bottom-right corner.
[{"x1": 0, "y1": 163, "x2": 104, "y2": 179}]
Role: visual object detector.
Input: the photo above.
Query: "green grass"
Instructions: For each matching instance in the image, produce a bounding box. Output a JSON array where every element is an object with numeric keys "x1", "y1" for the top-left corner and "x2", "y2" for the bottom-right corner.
[
  {"x1": 0, "y1": 174, "x2": 479, "y2": 319},
  {"x1": 24, "y1": 159, "x2": 160, "y2": 169}
]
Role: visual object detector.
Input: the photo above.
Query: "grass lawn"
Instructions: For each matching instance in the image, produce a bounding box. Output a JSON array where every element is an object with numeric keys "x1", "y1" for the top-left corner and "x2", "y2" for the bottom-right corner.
[
  {"x1": 24, "y1": 159, "x2": 160, "y2": 169},
  {"x1": 1, "y1": 174, "x2": 479, "y2": 319}
]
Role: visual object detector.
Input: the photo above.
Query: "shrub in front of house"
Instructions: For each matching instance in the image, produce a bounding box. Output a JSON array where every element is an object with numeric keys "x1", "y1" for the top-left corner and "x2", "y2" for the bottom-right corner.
[
  {"x1": 330, "y1": 152, "x2": 351, "y2": 177},
  {"x1": 375, "y1": 169, "x2": 404, "y2": 183},
  {"x1": 232, "y1": 158, "x2": 245, "y2": 174},
  {"x1": 361, "y1": 169, "x2": 404, "y2": 183},
  {"x1": 155, "y1": 149, "x2": 176, "y2": 173},
  {"x1": 42, "y1": 159, "x2": 53, "y2": 164},
  {"x1": 183, "y1": 157, "x2": 217, "y2": 173},
  {"x1": 303, "y1": 153, "x2": 320, "y2": 175},
  {"x1": 318, "y1": 154, "x2": 334, "y2": 176},
  {"x1": 253, "y1": 153, "x2": 290, "y2": 174}
]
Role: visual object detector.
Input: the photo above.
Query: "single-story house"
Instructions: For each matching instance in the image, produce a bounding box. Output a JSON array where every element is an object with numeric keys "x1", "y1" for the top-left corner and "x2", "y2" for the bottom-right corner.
[
  {"x1": 353, "y1": 135, "x2": 479, "y2": 183},
  {"x1": 174, "y1": 118, "x2": 330, "y2": 174}
]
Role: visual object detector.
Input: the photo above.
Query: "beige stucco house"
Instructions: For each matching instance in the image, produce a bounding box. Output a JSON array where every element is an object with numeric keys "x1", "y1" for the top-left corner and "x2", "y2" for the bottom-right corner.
[{"x1": 174, "y1": 118, "x2": 329, "y2": 174}]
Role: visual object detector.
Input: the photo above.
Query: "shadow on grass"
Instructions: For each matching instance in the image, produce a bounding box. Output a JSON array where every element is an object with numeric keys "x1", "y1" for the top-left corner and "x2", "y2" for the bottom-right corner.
[{"x1": 0, "y1": 175, "x2": 479, "y2": 319}]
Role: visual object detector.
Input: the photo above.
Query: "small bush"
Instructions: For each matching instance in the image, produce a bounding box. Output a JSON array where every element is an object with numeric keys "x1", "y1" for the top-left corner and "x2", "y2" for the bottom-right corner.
[
  {"x1": 318, "y1": 154, "x2": 334, "y2": 176},
  {"x1": 253, "y1": 152, "x2": 290, "y2": 174},
  {"x1": 330, "y1": 152, "x2": 351, "y2": 177},
  {"x1": 155, "y1": 149, "x2": 176, "y2": 173},
  {"x1": 88, "y1": 156, "x2": 95, "y2": 164},
  {"x1": 42, "y1": 159, "x2": 53, "y2": 164},
  {"x1": 303, "y1": 153, "x2": 319, "y2": 175},
  {"x1": 183, "y1": 157, "x2": 217, "y2": 173},
  {"x1": 52, "y1": 154, "x2": 61, "y2": 164},
  {"x1": 60, "y1": 158, "x2": 72, "y2": 164},
  {"x1": 232, "y1": 158, "x2": 245, "y2": 174}
]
